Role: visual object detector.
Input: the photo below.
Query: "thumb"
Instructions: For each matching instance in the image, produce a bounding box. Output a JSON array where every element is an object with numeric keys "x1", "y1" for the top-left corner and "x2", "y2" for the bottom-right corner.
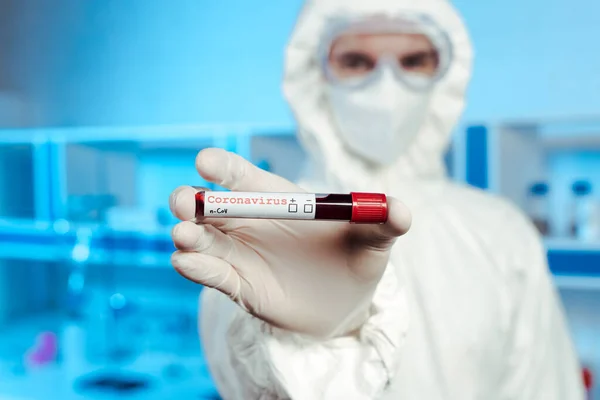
[
  {"x1": 349, "y1": 196, "x2": 412, "y2": 250},
  {"x1": 196, "y1": 148, "x2": 300, "y2": 192}
]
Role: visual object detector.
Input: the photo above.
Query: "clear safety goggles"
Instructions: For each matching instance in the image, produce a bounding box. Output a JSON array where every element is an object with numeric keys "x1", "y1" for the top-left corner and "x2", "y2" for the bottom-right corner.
[{"x1": 320, "y1": 14, "x2": 453, "y2": 91}]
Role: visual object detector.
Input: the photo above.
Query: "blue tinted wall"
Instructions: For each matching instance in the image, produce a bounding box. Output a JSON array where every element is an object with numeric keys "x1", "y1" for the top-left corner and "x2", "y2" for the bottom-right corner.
[{"x1": 3, "y1": 0, "x2": 600, "y2": 128}]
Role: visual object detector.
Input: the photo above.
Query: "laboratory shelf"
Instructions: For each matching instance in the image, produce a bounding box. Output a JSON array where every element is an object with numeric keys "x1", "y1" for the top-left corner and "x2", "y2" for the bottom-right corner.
[
  {"x1": 548, "y1": 250, "x2": 600, "y2": 277},
  {"x1": 0, "y1": 123, "x2": 300, "y2": 223},
  {"x1": 0, "y1": 123, "x2": 295, "y2": 144},
  {"x1": 459, "y1": 116, "x2": 600, "y2": 279},
  {"x1": 0, "y1": 123, "x2": 302, "y2": 270},
  {"x1": 463, "y1": 114, "x2": 600, "y2": 146},
  {"x1": 544, "y1": 238, "x2": 600, "y2": 252},
  {"x1": 460, "y1": 115, "x2": 600, "y2": 194},
  {"x1": 0, "y1": 243, "x2": 172, "y2": 269},
  {"x1": 553, "y1": 275, "x2": 600, "y2": 291},
  {"x1": 0, "y1": 218, "x2": 174, "y2": 268},
  {"x1": 0, "y1": 123, "x2": 296, "y2": 162},
  {"x1": 545, "y1": 239, "x2": 600, "y2": 277}
]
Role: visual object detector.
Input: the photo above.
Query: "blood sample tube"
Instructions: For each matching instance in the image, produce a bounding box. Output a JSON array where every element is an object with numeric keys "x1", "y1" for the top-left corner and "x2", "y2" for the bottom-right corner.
[{"x1": 195, "y1": 191, "x2": 388, "y2": 224}]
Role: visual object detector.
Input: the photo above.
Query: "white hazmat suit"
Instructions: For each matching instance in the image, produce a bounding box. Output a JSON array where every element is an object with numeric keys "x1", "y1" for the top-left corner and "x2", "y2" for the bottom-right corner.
[{"x1": 171, "y1": 0, "x2": 585, "y2": 398}]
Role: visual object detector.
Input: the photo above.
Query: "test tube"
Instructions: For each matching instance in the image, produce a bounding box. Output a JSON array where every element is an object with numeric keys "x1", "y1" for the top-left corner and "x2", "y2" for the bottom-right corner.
[{"x1": 195, "y1": 191, "x2": 388, "y2": 224}]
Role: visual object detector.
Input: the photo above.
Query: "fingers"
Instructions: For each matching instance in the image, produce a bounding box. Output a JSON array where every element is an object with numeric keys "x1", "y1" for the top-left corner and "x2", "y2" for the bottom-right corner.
[
  {"x1": 171, "y1": 221, "x2": 235, "y2": 260},
  {"x1": 171, "y1": 252, "x2": 243, "y2": 301},
  {"x1": 169, "y1": 186, "x2": 196, "y2": 221},
  {"x1": 349, "y1": 196, "x2": 412, "y2": 250},
  {"x1": 195, "y1": 148, "x2": 300, "y2": 192},
  {"x1": 171, "y1": 220, "x2": 246, "y2": 303},
  {"x1": 170, "y1": 185, "x2": 236, "y2": 231}
]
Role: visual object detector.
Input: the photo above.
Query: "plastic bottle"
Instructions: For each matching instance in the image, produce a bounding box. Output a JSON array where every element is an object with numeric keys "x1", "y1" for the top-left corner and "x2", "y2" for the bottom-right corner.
[
  {"x1": 527, "y1": 182, "x2": 550, "y2": 236},
  {"x1": 570, "y1": 180, "x2": 596, "y2": 241}
]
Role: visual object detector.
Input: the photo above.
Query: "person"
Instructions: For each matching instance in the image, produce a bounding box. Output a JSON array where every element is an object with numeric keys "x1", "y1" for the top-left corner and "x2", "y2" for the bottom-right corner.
[{"x1": 168, "y1": 0, "x2": 585, "y2": 398}]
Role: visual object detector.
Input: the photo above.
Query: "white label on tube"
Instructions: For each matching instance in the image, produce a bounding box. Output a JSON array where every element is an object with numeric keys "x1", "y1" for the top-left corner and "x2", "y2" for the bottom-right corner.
[{"x1": 203, "y1": 192, "x2": 317, "y2": 219}]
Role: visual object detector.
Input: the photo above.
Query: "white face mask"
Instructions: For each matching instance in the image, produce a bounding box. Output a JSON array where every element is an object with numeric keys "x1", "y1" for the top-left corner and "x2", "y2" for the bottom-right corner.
[{"x1": 326, "y1": 67, "x2": 432, "y2": 165}]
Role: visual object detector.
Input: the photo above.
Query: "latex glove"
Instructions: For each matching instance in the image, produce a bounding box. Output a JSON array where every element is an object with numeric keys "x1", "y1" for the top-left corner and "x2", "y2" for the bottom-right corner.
[{"x1": 170, "y1": 148, "x2": 411, "y2": 338}]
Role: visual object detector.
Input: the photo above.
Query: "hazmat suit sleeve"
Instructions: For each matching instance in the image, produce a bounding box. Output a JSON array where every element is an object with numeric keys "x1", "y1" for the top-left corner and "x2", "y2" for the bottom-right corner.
[
  {"x1": 499, "y1": 208, "x2": 584, "y2": 399},
  {"x1": 199, "y1": 262, "x2": 409, "y2": 400}
]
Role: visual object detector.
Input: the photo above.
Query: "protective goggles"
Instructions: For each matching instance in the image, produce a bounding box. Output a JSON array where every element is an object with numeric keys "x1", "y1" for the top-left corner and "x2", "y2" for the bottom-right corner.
[{"x1": 320, "y1": 14, "x2": 453, "y2": 91}]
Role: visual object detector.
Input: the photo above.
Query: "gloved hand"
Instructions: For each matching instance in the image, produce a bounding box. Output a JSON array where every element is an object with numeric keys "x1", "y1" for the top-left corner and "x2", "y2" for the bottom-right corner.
[{"x1": 169, "y1": 148, "x2": 411, "y2": 338}]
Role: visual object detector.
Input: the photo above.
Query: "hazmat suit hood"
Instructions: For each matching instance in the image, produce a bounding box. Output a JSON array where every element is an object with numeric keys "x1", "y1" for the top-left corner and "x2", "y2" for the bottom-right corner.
[{"x1": 283, "y1": 0, "x2": 473, "y2": 192}]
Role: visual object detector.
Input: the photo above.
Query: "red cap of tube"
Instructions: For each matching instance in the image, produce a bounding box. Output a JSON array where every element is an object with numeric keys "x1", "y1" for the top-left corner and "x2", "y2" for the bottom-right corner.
[{"x1": 350, "y1": 192, "x2": 388, "y2": 224}]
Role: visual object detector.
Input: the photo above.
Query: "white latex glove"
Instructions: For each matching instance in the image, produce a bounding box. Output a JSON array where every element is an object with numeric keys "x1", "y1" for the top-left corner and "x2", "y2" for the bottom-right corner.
[{"x1": 170, "y1": 148, "x2": 411, "y2": 338}]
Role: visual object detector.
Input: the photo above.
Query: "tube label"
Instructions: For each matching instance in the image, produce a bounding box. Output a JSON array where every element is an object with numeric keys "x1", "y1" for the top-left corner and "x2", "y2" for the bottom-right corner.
[{"x1": 203, "y1": 192, "x2": 317, "y2": 219}]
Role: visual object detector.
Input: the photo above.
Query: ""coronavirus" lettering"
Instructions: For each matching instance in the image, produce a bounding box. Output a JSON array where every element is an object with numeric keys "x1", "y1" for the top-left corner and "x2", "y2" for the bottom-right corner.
[{"x1": 206, "y1": 195, "x2": 288, "y2": 206}]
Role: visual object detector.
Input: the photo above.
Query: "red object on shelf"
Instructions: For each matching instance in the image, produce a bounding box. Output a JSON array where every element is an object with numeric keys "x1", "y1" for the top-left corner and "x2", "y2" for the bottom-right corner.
[
  {"x1": 583, "y1": 367, "x2": 593, "y2": 399},
  {"x1": 25, "y1": 331, "x2": 58, "y2": 367}
]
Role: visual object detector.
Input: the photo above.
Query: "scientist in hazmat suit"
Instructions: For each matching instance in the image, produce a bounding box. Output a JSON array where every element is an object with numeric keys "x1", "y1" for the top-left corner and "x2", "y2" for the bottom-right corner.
[{"x1": 169, "y1": 0, "x2": 585, "y2": 399}]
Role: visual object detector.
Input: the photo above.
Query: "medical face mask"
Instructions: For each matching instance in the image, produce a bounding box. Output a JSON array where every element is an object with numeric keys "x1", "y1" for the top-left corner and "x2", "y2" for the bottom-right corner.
[{"x1": 326, "y1": 66, "x2": 433, "y2": 165}]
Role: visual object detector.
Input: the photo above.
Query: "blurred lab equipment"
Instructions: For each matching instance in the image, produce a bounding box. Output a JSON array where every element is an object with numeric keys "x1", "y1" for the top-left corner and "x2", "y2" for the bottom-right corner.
[
  {"x1": 68, "y1": 195, "x2": 117, "y2": 223},
  {"x1": 24, "y1": 331, "x2": 58, "y2": 368},
  {"x1": 66, "y1": 226, "x2": 93, "y2": 318},
  {"x1": 571, "y1": 180, "x2": 599, "y2": 242},
  {"x1": 527, "y1": 181, "x2": 551, "y2": 236}
]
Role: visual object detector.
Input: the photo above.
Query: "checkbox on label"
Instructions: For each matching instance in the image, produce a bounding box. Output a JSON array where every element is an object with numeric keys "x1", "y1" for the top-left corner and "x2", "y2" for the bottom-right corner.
[
  {"x1": 288, "y1": 204, "x2": 298, "y2": 213},
  {"x1": 304, "y1": 204, "x2": 313, "y2": 213}
]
